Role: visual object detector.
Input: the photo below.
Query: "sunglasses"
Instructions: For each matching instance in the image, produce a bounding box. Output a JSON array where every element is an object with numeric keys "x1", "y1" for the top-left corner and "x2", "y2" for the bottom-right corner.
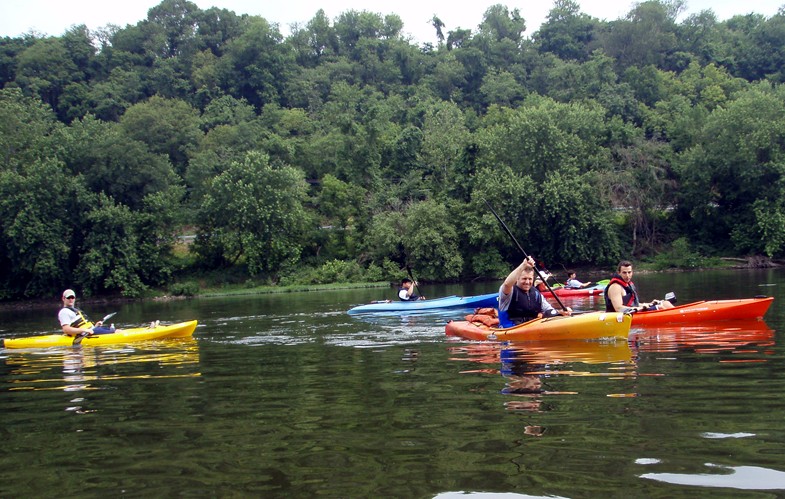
[{"x1": 65, "y1": 296, "x2": 76, "y2": 299}]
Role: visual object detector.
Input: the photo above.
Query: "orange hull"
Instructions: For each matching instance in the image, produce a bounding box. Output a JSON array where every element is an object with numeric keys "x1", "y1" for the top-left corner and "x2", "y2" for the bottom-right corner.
[{"x1": 630, "y1": 297, "x2": 773, "y2": 326}]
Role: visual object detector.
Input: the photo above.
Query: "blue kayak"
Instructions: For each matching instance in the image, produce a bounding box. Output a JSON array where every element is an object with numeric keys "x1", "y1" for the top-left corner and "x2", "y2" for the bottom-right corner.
[{"x1": 347, "y1": 293, "x2": 498, "y2": 314}]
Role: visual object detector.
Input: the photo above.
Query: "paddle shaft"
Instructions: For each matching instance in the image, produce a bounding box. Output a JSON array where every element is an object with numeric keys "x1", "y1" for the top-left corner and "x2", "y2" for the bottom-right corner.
[{"x1": 484, "y1": 200, "x2": 569, "y2": 311}]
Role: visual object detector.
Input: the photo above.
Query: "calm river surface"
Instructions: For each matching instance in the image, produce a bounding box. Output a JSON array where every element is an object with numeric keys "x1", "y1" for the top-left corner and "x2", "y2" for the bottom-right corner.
[{"x1": 2, "y1": 268, "x2": 785, "y2": 498}]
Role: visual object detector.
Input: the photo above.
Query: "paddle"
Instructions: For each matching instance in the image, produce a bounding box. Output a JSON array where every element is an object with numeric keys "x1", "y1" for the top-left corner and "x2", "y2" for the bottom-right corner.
[
  {"x1": 405, "y1": 265, "x2": 424, "y2": 300},
  {"x1": 72, "y1": 312, "x2": 117, "y2": 346},
  {"x1": 484, "y1": 200, "x2": 569, "y2": 312},
  {"x1": 633, "y1": 292, "x2": 677, "y2": 313}
]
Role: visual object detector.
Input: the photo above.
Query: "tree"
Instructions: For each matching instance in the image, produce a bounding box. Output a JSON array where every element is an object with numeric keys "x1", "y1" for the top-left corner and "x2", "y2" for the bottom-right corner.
[
  {"x1": 14, "y1": 37, "x2": 79, "y2": 114},
  {"x1": 0, "y1": 87, "x2": 61, "y2": 168},
  {"x1": 314, "y1": 174, "x2": 367, "y2": 260},
  {"x1": 420, "y1": 100, "x2": 472, "y2": 199},
  {"x1": 597, "y1": 0, "x2": 681, "y2": 71},
  {"x1": 365, "y1": 199, "x2": 463, "y2": 280},
  {"x1": 675, "y1": 84, "x2": 785, "y2": 257},
  {"x1": 119, "y1": 95, "x2": 202, "y2": 174},
  {"x1": 63, "y1": 116, "x2": 182, "y2": 211},
  {"x1": 0, "y1": 158, "x2": 82, "y2": 298},
  {"x1": 217, "y1": 17, "x2": 292, "y2": 108},
  {"x1": 535, "y1": 0, "x2": 597, "y2": 61},
  {"x1": 194, "y1": 151, "x2": 310, "y2": 275}
]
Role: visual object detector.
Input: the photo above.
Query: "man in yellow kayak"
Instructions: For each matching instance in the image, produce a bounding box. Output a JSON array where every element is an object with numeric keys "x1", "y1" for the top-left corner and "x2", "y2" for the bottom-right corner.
[
  {"x1": 58, "y1": 289, "x2": 116, "y2": 338},
  {"x1": 499, "y1": 256, "x2": 572, "y2": 325}
]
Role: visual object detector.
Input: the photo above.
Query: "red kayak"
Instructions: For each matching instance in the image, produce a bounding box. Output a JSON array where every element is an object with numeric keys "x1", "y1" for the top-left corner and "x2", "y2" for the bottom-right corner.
[
  {"x1": 630, "y1": 297, "x2": 773, "y2": 326},
  {"x1": 541, "y1": 286, "x2": 603, "y2": 297},
  {"x1": 539, "y1": 279, "x2": 608, "y2": 297}
]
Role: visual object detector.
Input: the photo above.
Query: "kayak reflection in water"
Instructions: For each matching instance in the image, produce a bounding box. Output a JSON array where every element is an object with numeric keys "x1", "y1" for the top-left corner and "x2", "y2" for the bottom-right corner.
[{"x1": 58, "y1": 288, "x2": 116, "y2": 339}]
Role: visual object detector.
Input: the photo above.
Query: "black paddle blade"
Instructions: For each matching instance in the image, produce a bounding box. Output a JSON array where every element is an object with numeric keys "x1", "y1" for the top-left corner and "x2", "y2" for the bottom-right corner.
[{"x1": 72, "y1": 330, "x2": 90, "y2": 346}]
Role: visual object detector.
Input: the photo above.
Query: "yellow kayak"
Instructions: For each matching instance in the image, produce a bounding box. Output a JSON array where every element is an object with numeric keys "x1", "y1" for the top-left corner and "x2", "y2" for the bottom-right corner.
[
  {"x1": 1, "y1": 320, "x2": 198, "y2": 349},
  {"x1": 446, "y1": 311, "x2": 631, "y2": 342}
]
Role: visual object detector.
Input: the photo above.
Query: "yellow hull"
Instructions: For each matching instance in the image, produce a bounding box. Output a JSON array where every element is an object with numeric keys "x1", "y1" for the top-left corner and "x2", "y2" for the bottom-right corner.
[
  {"x1": 2, "y1": 320, "x2": 198, "y2": 349},
  {"x1": 446, "y1": 312, "x2": 631, "y2": 342}
]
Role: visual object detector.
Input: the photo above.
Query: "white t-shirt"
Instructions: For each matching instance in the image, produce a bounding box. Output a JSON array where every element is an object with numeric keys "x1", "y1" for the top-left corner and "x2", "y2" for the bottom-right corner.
[{"x1": 58, "y1": 307, "x2": 79, "y2": 326}]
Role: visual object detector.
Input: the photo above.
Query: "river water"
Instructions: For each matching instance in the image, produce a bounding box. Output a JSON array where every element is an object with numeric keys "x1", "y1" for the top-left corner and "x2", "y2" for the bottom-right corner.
[{"x1": 2, "y1": 268, "x2": 785, "y2": 498}]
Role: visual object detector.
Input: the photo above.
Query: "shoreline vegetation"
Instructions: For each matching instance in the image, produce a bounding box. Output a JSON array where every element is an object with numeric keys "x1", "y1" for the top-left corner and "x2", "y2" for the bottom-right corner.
[{"x1": 3, "y1": 256, "x2": 779, "y2": 313}]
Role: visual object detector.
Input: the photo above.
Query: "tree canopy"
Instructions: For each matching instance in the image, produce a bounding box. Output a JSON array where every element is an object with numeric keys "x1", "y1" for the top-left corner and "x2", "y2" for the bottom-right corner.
[{"x1": 2, "y1": 0, "x2": 785, "y2": 299}]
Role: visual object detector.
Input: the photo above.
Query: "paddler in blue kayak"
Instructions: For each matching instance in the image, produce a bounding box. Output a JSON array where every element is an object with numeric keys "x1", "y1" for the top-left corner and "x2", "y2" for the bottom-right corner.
[
  {"x1": 605, "y1": 260, "x2": 675, "y2": 313},
  {"x1": 58, "y1": 289, "x2": 116, "y2": 338},
  {"x1": 499, "y1": 256, "x2": 572, "y2": 325},
  {"x1": 398, "y1": 278, "x2": 425, "y2": 300}
]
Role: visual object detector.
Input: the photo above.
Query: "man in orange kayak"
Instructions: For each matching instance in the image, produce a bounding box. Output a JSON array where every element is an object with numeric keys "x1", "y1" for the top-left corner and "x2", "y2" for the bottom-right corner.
[{"x1": 605, "y1": 261, "x2": 675, "y2": 313}]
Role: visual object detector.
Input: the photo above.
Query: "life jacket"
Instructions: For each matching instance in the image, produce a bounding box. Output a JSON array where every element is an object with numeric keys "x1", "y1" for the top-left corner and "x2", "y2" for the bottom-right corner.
[
  {"x1": 604, "y1": 275, "x2": 639, "y2": 312},
  {"x1": 66, "y1": 306, "x2": 94, "y2": 329},
  {"x1": 398, "y1": 287, "x2": 419, "y2": 301},
  {"x1": 506, "y1": 286, "x2": 545, "y2": 325}
]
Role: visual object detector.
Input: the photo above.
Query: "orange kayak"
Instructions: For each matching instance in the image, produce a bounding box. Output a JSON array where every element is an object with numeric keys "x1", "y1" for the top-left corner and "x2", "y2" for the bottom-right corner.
[
  {"x1": 630, "y1": 297, "x2": 773, "y2": 327},
  {"x1": 446, "y1": 311, "x2": 631, "y2": 342}
]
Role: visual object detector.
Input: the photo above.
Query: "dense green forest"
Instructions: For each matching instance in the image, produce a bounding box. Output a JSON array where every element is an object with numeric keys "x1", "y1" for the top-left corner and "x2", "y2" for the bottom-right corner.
[{"x1": 2, "y1": 0, "x2": 785, "y2": 300}]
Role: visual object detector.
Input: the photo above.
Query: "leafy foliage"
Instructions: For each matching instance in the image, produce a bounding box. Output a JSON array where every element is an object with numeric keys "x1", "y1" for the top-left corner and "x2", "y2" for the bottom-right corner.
[
  {"x1": 2, "y1": 0, "x2": 785, "y2": 299},
  {"x1": 194, "y1": 151, "x2": 310, "y2": 277}
]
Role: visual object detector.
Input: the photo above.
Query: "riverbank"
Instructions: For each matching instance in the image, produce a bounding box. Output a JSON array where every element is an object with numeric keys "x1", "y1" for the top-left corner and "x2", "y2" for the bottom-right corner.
[
  {"x1": 3, "y1": 256, "x2": 778, "y2": 313},
  {"x1": 0, "y1": 281, "x2": 394, "y2": 313}
]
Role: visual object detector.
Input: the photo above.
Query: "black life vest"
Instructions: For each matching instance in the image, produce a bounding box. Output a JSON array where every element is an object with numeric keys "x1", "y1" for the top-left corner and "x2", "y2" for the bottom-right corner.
[
  {"x1": 507, "y1": 286, "x2": 545, "y2": 324},
  {"x1": 398, "y1": 287, "x2": 419, "y2": 301},
  {"x1": 604, "y1": 275, "x2": 639, "y2": 312}
]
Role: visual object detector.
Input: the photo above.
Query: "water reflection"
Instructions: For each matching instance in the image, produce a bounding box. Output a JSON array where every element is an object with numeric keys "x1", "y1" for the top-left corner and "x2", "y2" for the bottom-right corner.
[
  {"x1": 641, "y1": 462, "x2": 785, "y2": 490},
  {"x1": 630, "y1": 320, "x2": 775, "y2": 355},
  {"x1": 448, "y1": 340, "x2": 639, "y2": 417},
  {"x1": 3, "y1": 338, "x2": 200, "y2": 393}
]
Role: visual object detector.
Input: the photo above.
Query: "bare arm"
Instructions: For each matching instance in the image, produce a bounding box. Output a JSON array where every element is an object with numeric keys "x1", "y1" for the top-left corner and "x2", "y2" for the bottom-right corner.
[
  {"x1": 501, "y1": 257, "x2": 534, "y2": 295},
  {"x1": 607, "y1": 283, "x2": 626, "y2": 312}
]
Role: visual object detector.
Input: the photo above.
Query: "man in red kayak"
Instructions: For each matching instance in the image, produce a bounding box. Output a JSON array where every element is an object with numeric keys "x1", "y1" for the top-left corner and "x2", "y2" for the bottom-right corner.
[
  {"x1": 565, "y1": 271, "x2": 593, "y2": 289},
  {"x1": 605, "y1": 261, "x2": 674, "y2": 313}
]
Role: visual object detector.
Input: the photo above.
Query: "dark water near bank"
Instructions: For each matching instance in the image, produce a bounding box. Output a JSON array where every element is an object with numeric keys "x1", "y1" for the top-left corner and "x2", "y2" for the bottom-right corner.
[{"x1": 2, "y1": 269, "x2": 785, "y2": 498}]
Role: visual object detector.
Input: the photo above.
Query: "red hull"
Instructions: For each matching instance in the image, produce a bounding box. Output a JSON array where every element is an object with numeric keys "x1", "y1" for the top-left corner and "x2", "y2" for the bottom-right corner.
[{"x1": 541, "y1": 286, "x2": 603, "y2": 297}]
